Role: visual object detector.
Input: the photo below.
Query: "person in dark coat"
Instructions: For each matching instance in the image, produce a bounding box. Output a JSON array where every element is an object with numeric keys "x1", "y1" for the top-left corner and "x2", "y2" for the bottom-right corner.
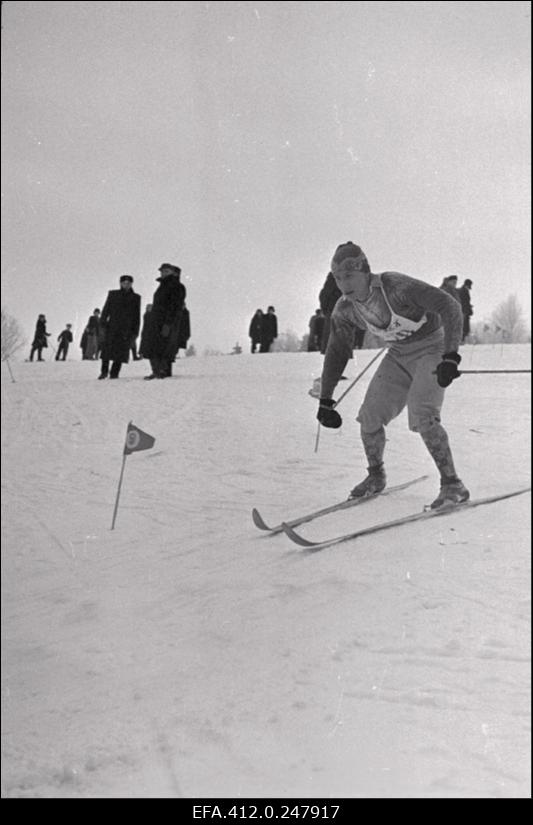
[
  {"x1": 319, "y1": 272, "x2": 342, "y2": 354},
  {"x1": 260, "y1": 306, "x2": 278, "y2": 353},
  {"x1": 319, "y1": 271, "x2": 363, "y2": 358},
  {"x1": 248, "y1": 309, "x2": 263, "y2": 353},
  {"x1": 308, "y1": 309, "x2": 325, "y2": 352},
  {"x1": 139, "y1": 303, "x2": 153, "y2": 359},
  {"x1": 29, "y1": 314, "x2": 51, "y2": 361},
  {"x1": 439, "y1": 276, "x2": 461, "y2": 304},
  {"x1": 81, "y1": 309, "x2": 101, "y2": 359},
  {"x1": 144, "y1": 263, "x2": 186, "y2": 379},
  {"x1": 175, "y1": 304, "x2": 191, "y2": 357},
  {"x1": 159, "y1": 302, "x2": 191, "y2": 371},
  {"x1": 56, "y1": 324, "x2": 73, "y2": 361},
  {"x1": 457, "y1": 279, "x2": 473, "y2": 342},
  {"x1": 98, "y1": 275, "x2": 141, "y2": 379}
]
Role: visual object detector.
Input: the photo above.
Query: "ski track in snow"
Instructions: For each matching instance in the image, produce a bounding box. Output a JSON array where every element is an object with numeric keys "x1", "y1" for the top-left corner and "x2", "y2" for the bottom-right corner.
[{"x1": 1, "y1": 345, "x2": 531, "y2": 798}]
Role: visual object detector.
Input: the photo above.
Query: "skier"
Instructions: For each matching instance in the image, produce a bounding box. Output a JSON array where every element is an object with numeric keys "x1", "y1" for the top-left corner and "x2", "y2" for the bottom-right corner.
[{"x1": 316, "y1": 242, "x2": 469, "y2": 510}]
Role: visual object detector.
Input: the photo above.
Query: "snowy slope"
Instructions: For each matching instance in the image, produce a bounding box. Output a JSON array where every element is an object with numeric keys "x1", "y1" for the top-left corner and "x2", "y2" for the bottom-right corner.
[{"x1": 1, "y1": 345, "x2": 531, "y2": 798}]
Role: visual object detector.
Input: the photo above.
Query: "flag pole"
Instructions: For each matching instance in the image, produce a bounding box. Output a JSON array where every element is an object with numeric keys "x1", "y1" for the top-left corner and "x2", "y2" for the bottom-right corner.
[
  {"x1": 111, "y1": 420, "x2": 131, "y2": 530},
  {"x1": 111, "y1": 453, "x2": 127, "y2": 530}
]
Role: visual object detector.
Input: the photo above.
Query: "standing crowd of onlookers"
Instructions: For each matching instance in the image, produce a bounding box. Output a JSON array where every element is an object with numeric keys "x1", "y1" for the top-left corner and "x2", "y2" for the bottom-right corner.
[
  {"x1": 248, "y1": 306, "x2": 278, "y2": 353},
  {"x1": 28, "y1": 262, "x2": 191, "y2": 380}
]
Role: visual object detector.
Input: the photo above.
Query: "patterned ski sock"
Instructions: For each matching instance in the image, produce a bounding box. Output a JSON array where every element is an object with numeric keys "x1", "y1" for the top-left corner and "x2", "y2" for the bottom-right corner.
[
  {"x1": 361, "y1": 426, "x2": 386, "y2": 472},
  {"x1": 419, "y1": 422, "x2": 458, "y2": 481}
]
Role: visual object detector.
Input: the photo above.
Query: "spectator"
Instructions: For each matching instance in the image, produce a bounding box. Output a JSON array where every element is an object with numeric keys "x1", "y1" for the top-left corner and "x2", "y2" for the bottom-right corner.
[
  {"x1": 260, "y1": 306, "x2": 278, "y2": 353},
  {"x1": 81, "y1": 309, "x2": 101, "y2": 360},
  {"x1": 439, "y1": 276, "x2": 461, "y2": 304},
  {"x1": 56, "y1": 324, "x2": 73, "y2": 361},
  {"x1": 143, "y1": 263, "x2": 186, "y2": 379},
  {"x1": 308, "y1": 309, "x2": 325, "y2": 352},
  {"x1": 457, "y1": 279, "x2": 473, "y2": 342},
  {"x1": 248, "y1": 309, "x2": 263, "y2": 353},
  {"x1": 318, "y1": 272, "x2": 341, "y2": 354},
  {"x1": 139, "y1": 303, "x2": 153, "y2": 359},
  {"x1": 98, "y1": 275, "x2": 141, "y2": 379},
  {"x1": 29, "y1": 314, "x2": 50, "y2": 361},
  {"x1": 174, "y1": 303, "x2": 191, "y2": 363}
]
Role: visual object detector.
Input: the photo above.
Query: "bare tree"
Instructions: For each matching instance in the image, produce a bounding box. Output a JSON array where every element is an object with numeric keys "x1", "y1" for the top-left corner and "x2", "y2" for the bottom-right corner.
[
  {"x1": 491, "y1": 294, "x2": 529, "y2": 343},
  {"x1": 1, "y1": 308, "x2": 26, "y2": 361}
]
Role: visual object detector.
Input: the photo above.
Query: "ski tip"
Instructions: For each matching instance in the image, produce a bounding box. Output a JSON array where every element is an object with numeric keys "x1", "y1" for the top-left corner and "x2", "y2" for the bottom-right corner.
[
  {"x1": 280, "y1": 522, "x2": 319, "y2": 547},
  {"x1": 252, "y1": 508, "x2": 271, "y2": 531}
]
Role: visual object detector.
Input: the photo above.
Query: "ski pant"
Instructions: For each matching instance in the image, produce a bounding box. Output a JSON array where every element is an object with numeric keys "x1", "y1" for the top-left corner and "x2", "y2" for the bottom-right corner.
[
  {"x1": 356, "y1": 329, "x2": 445, "y2": 434},
  {"x1": 56, "y1": 343, "x2": 69, "y2": 360}
]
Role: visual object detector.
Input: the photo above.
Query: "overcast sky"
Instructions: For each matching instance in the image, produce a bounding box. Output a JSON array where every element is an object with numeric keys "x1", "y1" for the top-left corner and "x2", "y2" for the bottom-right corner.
[{"x1": 1, "y1": 1, "x2": 530, "y2": 353}]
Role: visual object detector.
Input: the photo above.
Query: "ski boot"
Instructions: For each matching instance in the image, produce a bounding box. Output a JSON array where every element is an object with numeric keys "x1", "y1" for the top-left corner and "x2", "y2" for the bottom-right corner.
[
  {"x1": 430, "y1": 477, "x2": 470, "y2": 510},
  {"x1": 349, "y1": 464, "x2": 386, "y2": 500}
]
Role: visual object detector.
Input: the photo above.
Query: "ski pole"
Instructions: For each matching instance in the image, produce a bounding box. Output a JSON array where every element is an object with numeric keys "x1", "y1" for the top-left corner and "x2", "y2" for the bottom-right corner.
[
  {"x1": 459, "y1": 369, "x2": 530, "y2": 374},
  {"x1": 4, "y1": 358, "x2": 16, "y2": 383},
  {"x1": 334, "y1": 347, "x2": 386, "y2": 407},
  {"x1": 314, "y1": 347, "x2": 386, "y2": 453}
]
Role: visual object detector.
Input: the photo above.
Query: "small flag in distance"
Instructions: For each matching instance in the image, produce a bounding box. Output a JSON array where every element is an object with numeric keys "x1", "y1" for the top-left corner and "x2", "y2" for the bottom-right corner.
[{"x1": 124, "y1": 422, "x2": 155, "y2": 455}]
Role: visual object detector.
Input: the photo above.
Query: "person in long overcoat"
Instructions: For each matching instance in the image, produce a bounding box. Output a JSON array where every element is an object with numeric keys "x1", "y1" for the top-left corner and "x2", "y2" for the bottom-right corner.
[
  {"x1": 260, "y1": 306, "x2": 278, "y2": 353},
  {"x1": 143, "y1": 263, "x2": 186, "y2": 379},
  {"x1": 248, "y1": 309, "x2": 263, "y2": 353},
  {"x1": 82, "y1": 309, "x2": 101, "y2": 359},
  {"x1": 174, "y1": 304, "x2": 191, "y2": 359},
  {"x1": 160, "y1": 303, "x2": 191, "y2": 374},
  {"x1": 139, "y1": 304, "x2": 153, "y2": 359},
  {"x1": 98, "y1": 275, "x2": 141, "y2": 379},
  {"x1": 307, "y1": 309, "x2": 325, "y2": 352},
  {"x1": 29, "y1": 314, "x2": 50, "y2": 361},
  {"x1": 457, "y1": 279, "x2": 473, "y2": 342}
]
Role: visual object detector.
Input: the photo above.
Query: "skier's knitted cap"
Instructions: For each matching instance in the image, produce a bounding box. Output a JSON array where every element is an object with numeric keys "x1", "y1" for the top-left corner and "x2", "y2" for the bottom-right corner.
[
  {"x1": 120, "y1": 274, "x2": 134, "y2": 283},
  {"x1": 331, "y1": 242, "x2": 370, "y2": 275}
]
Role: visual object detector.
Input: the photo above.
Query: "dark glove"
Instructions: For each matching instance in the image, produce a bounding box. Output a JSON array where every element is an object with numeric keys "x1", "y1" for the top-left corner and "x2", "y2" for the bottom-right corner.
[
  {"x1": 317, "y1": 398, "x2": 342, "y2": 428},
  {"x1": 436, "y1": 352, "x2": 461, "y2": 388},
  {"x1": 161, "y1": 324, "x2": 170, "y2": 338}
]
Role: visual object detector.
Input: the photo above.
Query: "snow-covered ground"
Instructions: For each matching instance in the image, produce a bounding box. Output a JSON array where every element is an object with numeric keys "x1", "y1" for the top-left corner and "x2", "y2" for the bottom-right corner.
[{"x1": 1, "y1": 344, "x2": 530, "y2": 798}]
